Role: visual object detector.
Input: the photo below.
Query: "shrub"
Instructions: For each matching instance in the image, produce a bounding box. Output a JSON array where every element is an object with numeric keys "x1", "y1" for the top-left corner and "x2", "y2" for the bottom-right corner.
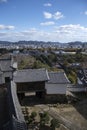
[
  {"x1": 50, "y1": 118, "x2": 60, "y2": 130},
  {"x1": 30, "y1": 111, "x2": 37, "y2": 121},
  {"x1": 39, "y1": 111, "x2": 50, "y2": 126}
]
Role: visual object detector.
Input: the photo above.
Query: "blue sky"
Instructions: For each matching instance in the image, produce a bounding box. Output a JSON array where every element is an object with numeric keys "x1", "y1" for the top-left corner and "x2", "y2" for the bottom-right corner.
[{"x1": 0, "y1": 0, "x2": 87, "y2": 42}]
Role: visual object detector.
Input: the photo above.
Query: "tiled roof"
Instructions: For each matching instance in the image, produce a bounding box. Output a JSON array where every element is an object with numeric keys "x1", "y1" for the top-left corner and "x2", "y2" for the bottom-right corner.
[
  {"x1": 13, "y1": 68, "x2": 49, "y2": 83},
  {"x1": 48, "y1": 72, "x2": 70, "y2": 84},
  {"x1": 0, "y1": 70, "x2": 3, "y2": 75},
  {"x1": 0, "y1": 59, "x2": 13, "y2": 72}
]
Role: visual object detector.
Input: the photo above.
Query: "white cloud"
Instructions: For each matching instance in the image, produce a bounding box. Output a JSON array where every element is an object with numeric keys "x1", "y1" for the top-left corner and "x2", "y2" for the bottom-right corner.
[
  {"x1": 53, "y1": 11, "x2": 64, "y2": 20},
  {"x1": 55, "y1": 24, "x2": 87, "y2": 33},
  {"x1": 0, "y1": 24, "x2": 87, "y2": 42},
  {"x1": 0, "y1": 25, "x2": 15, "y2": 30},
  {"x1": 40, "y1": 21, "x2": 55, "y2": 26},
  {"x1": 53, "y1": 24, "x2": 87, "y2": 42},
  {"x1": 43, "y1": 11, "x2": 64, "y2": 20},
  {"x1": 6, "y1": 26, "x2": 15, "y2": 30},
  {"x1": 84, "y1": 11, "x2": 87, "y2": 15},
  {"x1": 0, "y1": 0, "x2": 7, "y2": 3},
  {"x1": 44, "y1": 3, "x2": 52, "y2": 7},
  {"x1": 44, "y1": 12, "x2": 52, "y2": 19}
]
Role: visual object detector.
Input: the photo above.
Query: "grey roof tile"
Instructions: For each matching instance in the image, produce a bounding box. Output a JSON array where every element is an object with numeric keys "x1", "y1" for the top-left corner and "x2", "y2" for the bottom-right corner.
[
  {"x1": 14, "y1": 68, "x2": 49, "y2": 83},
  {"x1": 0, "y1": 59, "x2": 13, "y2": 71},
  {"x1": 48, "y1": 72, "x2": 70, "y2": 84}
]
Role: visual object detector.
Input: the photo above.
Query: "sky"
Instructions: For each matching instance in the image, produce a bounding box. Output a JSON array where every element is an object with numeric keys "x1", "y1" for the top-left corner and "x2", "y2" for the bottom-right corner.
[{"x1": 0, "y1": 0, "x2": 87, "y2": 42}]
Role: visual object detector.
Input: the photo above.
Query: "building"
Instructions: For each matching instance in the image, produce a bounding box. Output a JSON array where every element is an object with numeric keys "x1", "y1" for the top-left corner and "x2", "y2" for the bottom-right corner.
[
  {"x1": 45, "y1": 72, "x2": 70, "y2": 102},
  {"x1": 0, "y1": 57, "x2": 27, "y2": 130},
  {"x1": 0, "y1": 57, "x2": 87, "y2": 129},
  {"x1": 13, "y1": 68, "x2": 49, "y2": 99},
  {"x1": 0, "y1": 58, "x2": 13, "y2": 83},
  {"x1": 82, "y1": 43, "x2": 87, "y2": 54}
]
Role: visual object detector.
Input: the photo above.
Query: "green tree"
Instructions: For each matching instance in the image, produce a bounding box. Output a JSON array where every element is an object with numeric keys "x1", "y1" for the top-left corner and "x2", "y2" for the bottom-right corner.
[
  {"x1": 50, "y1": 119, "x2": 60, "y2": 130},
  {"x1": 39, "y1": 112, "x2": 50, "y2": 126},
  {"x1": 48, "y1": 54, "x2": 57, "y2": 63},
  {"x1": 30, "y1": 111, "x2": 37, "y2": 121},
  {"x1": 24, "y1": 106, "x2": 31, "y2": 125}
]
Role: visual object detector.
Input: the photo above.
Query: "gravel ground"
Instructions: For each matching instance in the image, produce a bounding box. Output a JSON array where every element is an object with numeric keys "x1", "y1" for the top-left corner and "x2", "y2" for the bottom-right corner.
[{"x1": 21, "y1": 96, "x2": 87, "y2": 130}]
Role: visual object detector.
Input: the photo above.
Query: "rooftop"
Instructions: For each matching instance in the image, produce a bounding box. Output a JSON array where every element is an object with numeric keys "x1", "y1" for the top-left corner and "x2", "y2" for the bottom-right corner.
[
  {"x1": 0, "y1": 58, "x2": 13, "y2": 72},
  {"x1": 13, "y1": 68, "x2": 49, "y2": 83},
  {"x1": 48, "y1": 72, "x2": 70, "y2": 84}
]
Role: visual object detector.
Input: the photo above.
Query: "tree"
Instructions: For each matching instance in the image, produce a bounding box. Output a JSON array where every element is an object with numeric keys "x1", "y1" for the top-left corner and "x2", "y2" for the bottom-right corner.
[
  {"x1": 50, "y1": 118, "x2": 60, "y2": 130},
  {"x1": 68, "y1": 70, "x2": 77, "y2": 84},
  {"x1": 30, "y1": 111, "x2": 37, "y2": 122},
  {"x1": 24, "y1": 106, "x2": 31, "y2": 125},
  {"x1": 48, "y1": 54, "x2": 57, "y2": 63},
  {"x1": 39, "y1": 111, "x2": 50, "y2": 126}
]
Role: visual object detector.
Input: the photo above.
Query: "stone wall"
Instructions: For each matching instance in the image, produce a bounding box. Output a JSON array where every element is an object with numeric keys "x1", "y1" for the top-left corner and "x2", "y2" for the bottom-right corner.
[{"x1": 0, "y1": 87, "x2": 10, "y2": 126}]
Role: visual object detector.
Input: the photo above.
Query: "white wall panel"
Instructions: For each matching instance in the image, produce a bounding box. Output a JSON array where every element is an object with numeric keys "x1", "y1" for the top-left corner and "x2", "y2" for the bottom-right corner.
[{"x1": 45, "y1": 84, "x2": 67, "y2": 94}]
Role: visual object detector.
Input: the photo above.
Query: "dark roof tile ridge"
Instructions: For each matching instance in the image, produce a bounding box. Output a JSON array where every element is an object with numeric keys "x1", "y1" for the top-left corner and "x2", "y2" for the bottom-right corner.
[
  {"x1": 17, "y1": 68, "x2": 46, "y2": 71},
  {"x1": 48, "y1": 71, "x2": 64, "y2": 74}
]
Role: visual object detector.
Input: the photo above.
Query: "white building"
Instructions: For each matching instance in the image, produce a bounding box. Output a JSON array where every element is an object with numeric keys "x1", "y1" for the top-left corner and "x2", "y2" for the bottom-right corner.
[{"x1": 45, "y1": 72, "x2": 70, "y2": 102}]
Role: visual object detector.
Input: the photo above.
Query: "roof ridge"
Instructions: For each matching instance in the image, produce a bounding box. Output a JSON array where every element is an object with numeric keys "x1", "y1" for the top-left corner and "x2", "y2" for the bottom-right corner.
[
  {"x1": 18, "y1": 68, "x2": 46, "y2": 72},
  {"x1": 48, "y1": 71, "x2": 64, "y2": 74}
]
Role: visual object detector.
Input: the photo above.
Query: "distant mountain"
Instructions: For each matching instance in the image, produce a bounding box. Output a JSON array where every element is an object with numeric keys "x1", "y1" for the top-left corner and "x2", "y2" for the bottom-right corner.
[
  {"x1": 67, "y1": 41, "x2": 86, "y2": 45},
  {"x1": 0, "y1": 40, "x2": 86, "y2": 47}
]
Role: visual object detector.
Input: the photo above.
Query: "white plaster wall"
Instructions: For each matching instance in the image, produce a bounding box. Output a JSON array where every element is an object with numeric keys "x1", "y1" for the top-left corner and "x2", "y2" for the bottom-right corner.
[{"x1": 45, "y1": 83, "x2": 67, "y2": 94}]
